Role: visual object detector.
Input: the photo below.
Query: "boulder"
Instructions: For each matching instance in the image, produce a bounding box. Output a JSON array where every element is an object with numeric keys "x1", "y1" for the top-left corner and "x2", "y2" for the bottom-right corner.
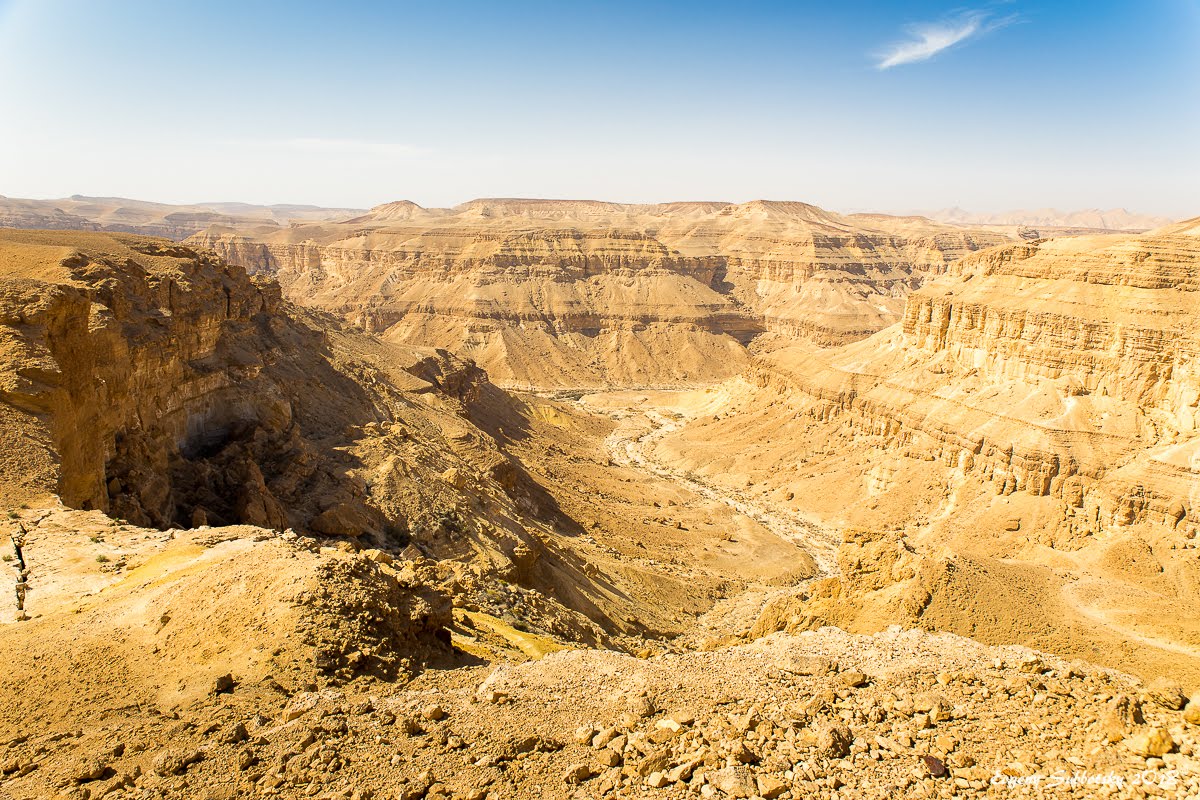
[
  {"x1": 1125, "y1": 727, "x2": 1175, "y2": 757},
  {"x1": 708, "y1": 766, "x2": 756, "y2": 798},
  {"x1": 311, "y1": 501, "x2": 378, "y2": 538}
]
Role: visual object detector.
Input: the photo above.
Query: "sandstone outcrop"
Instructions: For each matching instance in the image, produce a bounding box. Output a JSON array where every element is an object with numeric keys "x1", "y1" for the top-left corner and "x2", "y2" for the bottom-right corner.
[
  {"x1": 0, "y1": 230, "x2": 392, "y2": 532},
  {"x1": 0, "y1": 231, "x2": 654, "y2": 647}
]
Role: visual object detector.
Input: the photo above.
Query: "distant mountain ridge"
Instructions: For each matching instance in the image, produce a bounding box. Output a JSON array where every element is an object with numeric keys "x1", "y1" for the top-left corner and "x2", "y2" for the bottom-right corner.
[
  {"x1": 920, "y1": 206, "x2": 1175, "y2": 231},
  {"x1": 2, "y1": 193, "x2": 1175, "y2": 235},
  {"x1": 0, "y1": 194, "x2": 365, "y2": 239}
]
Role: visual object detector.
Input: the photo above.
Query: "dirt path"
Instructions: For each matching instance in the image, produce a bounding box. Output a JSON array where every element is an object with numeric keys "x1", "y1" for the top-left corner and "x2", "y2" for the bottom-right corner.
[
  {"x1": 584, "y1": 396, "x2": 841, "y2": 575},
  {"x1": 1061, "y1": 577, "x2": 1200, "y2": 661}
]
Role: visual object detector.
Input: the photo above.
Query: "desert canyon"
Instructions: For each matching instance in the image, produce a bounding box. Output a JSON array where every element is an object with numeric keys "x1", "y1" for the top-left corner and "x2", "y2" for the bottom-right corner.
[{"x1": 1, "y1": 196, "x2": 1199, "y2": 800}]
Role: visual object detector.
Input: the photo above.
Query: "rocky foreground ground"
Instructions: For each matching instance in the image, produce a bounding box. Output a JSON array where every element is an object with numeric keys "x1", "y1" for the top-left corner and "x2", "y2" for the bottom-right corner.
[
  {"x1": 3, "y1": 539, "x2": 1199, "y2": 800},
  {"x1": 2, "y1": 225, "x2": 1199, "y2": 800}
]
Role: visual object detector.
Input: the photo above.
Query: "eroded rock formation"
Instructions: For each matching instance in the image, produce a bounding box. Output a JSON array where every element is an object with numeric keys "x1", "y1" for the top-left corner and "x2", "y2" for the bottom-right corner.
[
  {"x1": 188, "y1": 198, "x2": 1012, "y2": 387},
  {"x1": 0, "y1": 229, "x2": 822, "y2": 655},
  {"x1": 639, "y1": 219, "x2": 1200, "y2": 682},
  {"x1": 0, "y1": 231, "x2": 401, "y2": 533},
  {"x1": 2, "y1": 213, "x2": 1199, "y2": 800}
]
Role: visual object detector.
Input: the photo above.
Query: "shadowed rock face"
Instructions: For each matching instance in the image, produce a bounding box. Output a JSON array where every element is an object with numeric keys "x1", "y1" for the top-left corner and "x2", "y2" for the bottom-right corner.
[
  {"x1": 2, "y1": 229, "x2": 824, "y2": 654},
  {"x1": 0, "y1": 230, "x2": 496, "y2": 539},
  {"x1": 187, "y1": 198, "x2": 1013, "y2": 387}
]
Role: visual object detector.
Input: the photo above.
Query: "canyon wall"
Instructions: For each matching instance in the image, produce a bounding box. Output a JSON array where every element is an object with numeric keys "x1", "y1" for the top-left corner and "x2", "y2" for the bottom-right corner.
[
  {"x1": 0, "y1": 229, "x2": 803, "y2": 649},
  {"x1": 0, "y1": 229, "x2": 580, "y2": 553},
  {"x1": 188, "y1": 199, "x2": 1013, "y2": 387},
  {"x1": 748, "y1": 223, "x2": 1200, "y2": 534},
  {"x1": 0, "y1": 230, "x2": 411, "y2": 532},
  {"x1": 642, "y1": 220, "x2": 1200, "y2": 679}
]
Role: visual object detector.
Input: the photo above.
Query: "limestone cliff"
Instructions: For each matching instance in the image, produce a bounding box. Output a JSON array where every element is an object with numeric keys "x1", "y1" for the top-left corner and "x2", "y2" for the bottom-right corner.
[
  {"x1": 0, "y1": 230, "x2": 462, "y2": 534},
  {"x1": 639, "y1": 221, "x2": 1200, "y2": 681},
  {"x1": 188, "y1": 198, "x2": 1013, "y2": 387},
  {"x1": 0, "y1": 232, "x2": 577, "y2": 585},
  {"x1": 727, "y1": 223, "x2": 1200, "y2": 535}
]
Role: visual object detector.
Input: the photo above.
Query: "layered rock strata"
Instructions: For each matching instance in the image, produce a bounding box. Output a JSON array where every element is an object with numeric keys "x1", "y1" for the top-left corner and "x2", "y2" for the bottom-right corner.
[
  {"x1": 641, "y1": 220, "x2": 1200, "y2": 681},
  {"x1": 0, "y1": 231, "x2": 616, "y2": 641},
  {"x1": 0, "y1": 229, "x2": 820, "y2": 652},
  {"x1": 188, "y1": 199, "x2": 1013, "y2": 387}
]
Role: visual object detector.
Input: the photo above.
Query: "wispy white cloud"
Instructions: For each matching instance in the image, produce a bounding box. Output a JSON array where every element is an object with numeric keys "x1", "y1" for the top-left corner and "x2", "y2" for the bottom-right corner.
[{"x1": 876, "y1": 9, "x2": 1017, "y2": 70}]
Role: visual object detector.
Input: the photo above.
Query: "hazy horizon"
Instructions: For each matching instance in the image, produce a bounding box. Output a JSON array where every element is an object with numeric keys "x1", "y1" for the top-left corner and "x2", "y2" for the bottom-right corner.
[
  {"x1": 0, "y1": 190, "x2": 1189, "y2": 223},
  {"x1": 2, "y1": 0, "x2": 1198, "y2": 217}
]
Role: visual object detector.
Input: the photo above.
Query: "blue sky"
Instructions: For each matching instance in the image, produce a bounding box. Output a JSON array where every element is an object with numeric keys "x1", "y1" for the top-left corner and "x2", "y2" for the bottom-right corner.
[{"x1": 0, "y1": 0, "x2": 1196, "y2": 215}]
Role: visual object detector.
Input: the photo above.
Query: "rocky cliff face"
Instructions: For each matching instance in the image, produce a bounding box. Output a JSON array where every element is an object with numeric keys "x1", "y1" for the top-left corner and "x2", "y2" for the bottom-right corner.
[
  {"x1": 735, "y1": 224, "x2": 1200, "y2": 534},
  {"x1": 0, "y1": 229, "x2": 816, "y2": 653},
  {"x1": 188, "y1": 199, "x2": 1012, "y2": 387},
  {"x1": 0, "y1": 231, "x2": 557, "y2": 549},
  {"x1": 0, "y1": 232, "x2": 408, "y2": 533},
  {"x1": 635, "y1": 220, "x2": 1200, "y2": 681},
  {"x1": 898, "y1": 229, "x2": 1200, "y2": 511}
]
